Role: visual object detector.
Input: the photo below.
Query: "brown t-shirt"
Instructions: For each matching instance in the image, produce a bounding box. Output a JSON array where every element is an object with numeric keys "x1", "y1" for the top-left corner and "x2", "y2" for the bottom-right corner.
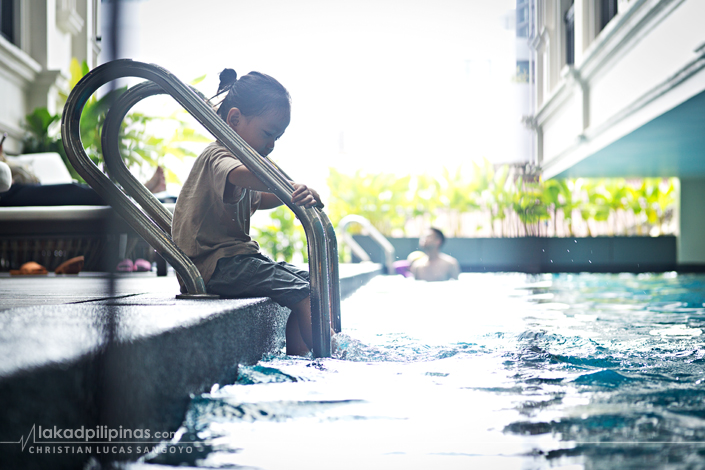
[{"x1": 172, "y1": 142, "x2": 261, "y2": 286}]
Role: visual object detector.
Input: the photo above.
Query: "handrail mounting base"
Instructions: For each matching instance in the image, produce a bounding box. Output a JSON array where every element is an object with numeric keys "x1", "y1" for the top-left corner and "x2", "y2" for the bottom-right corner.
[{"x1": 175, "y1": 293, "x2": 220, "y2": 300}]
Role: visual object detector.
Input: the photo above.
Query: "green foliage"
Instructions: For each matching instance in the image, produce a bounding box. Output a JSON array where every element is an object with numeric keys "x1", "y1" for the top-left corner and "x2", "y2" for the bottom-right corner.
[
  {"x1": 22, "y1": 107, "x2": 61, "y2": 154},
  {"x1": 22, "y1": 107, "x2": 79, "y2": 181},
  {"x1": 252, "y1": 206, "x2": 307, "y2": 262},
  {"x1": 22, "y1": 58, "x2": 209, "y2": 184},
  {"x1": 326, "y1": 159, "x2": 679, "y2": 239},
  {"x1": 513, "y1": 177, "x2": 549, "y2": 236},
  {"x1": 543, "y1": 178, "x2": 574, "y2": 235},
  {"x1": 327, "y1": 168, "x2": 413, "y2": 234}
]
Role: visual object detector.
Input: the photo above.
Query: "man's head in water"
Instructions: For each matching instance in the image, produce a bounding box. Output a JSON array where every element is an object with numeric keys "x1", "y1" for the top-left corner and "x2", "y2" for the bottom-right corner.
[{"x1": 419, "y1": 227, "x2": 445, "y2": 254}]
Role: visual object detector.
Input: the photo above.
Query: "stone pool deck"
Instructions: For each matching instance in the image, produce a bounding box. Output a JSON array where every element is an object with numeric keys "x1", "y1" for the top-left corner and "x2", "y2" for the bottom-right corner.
[{"x1": 0, "y1": 263, "x2": 382, "y2": 470}]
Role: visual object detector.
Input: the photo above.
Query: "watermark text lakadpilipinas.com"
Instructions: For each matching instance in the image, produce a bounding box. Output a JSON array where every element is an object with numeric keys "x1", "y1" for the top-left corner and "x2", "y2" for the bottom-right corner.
[{"x1": 0, "y1": 424, "x2": 195, "y2": 455}]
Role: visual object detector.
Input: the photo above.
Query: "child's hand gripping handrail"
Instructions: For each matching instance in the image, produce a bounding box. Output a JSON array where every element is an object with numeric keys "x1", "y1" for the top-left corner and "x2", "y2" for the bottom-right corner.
[{"x1": 61, "y1": 59, "x2": 339, "y2": 356}]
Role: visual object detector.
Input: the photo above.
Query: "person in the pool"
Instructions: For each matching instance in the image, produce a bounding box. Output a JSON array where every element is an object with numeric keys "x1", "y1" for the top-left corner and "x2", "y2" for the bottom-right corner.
[{"x1": 410, "y1": 227, "x2": 460, "y2": 282}]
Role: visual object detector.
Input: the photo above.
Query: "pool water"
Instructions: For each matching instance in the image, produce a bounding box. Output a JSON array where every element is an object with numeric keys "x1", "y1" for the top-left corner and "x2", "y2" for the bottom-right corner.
[{"x1": 147, "y1": 273, "x2": 705, "y2": 469}]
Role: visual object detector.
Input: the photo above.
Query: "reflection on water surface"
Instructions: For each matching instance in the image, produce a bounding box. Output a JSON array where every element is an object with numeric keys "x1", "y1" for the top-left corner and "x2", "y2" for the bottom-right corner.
[{"x1": 148, "y1": 273, "x2": 705, "y2": 470}]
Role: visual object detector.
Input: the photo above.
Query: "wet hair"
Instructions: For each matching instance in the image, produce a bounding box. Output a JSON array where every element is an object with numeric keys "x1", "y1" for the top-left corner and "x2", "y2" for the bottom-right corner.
[
  {"x1": 214, "y1": 68, "x2": 291, "y2": 121},
  {"x1": 429, "y1": 227, "x2": 446, "y2": 246}
]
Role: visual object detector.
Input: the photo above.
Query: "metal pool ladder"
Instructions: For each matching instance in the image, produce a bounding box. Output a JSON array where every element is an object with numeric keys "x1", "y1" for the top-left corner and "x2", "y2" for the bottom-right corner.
[
  {"x1": 338, "y1": 214, "x2": 395, "y2": 274},
  {"x1": 60, "y1": 59, "x2": 341, "y2": 357}
]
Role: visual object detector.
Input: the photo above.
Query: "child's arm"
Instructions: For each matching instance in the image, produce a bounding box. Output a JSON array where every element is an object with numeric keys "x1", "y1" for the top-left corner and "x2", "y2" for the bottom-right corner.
[
  {"x1": 259, "y1": 193, "x2": 284, "y2": 210},
  {"x1": 228, "y1": 166, "x2": 321, "y2": 208}
]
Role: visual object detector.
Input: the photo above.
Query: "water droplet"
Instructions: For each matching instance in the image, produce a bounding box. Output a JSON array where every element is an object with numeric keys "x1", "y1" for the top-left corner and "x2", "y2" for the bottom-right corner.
[
  {"x1": 550, "y1": 260, "x2": 553, "y2": 263},
  {"x1": 589, "y1": 260, "x2": 592, "y2": 263},
  {"x1": 567, "y1": 249, "x2": 570, "y2": 252},
  {"x1": 574, "y1": 239, "x2": 577, "y2": 243}
]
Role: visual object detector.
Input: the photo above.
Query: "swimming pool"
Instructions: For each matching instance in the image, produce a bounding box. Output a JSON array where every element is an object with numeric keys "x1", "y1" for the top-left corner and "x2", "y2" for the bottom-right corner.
[{"x1": 145, "y1": 272, "x2": 705, "y2": 469}]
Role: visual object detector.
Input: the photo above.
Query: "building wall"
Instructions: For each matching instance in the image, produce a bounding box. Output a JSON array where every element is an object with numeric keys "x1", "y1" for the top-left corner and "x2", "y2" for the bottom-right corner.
[
  {"x1": 0, "y1": 0, "x2": 100, "y2": 154},
  {"x1": 531, "y1": 0, "x2": 705, "y2": 177},
  {"x1": 541, "y1": 88, "x2": 583, "y2": 161},
  {"x1": 530, "y1": 0, "x2": 705, "y2": 265},
  {"x1": 678, "y1": 178, "x2": 705, "y2": 264},
  {"x1": 514, "y1": 0, "x2": 536, "y2": 164},
  {"x1": 588, "y1": 0, "x2": 704, "y2": 130}
]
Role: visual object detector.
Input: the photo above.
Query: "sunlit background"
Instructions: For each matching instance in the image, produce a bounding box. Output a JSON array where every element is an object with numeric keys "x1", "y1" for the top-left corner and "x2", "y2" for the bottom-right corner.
[
  {"x1": 100, "y1": 0, "x2": 527, "y2": 196},
  {"x1": 3, "y1": 2, "x2": 705, "y2": 468}
]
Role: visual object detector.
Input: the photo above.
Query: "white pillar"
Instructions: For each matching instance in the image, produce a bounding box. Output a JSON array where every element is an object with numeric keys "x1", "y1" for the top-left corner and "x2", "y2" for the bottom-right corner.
[
  {"x1": 28, "y1": 0, "x2": 49, "y2": 69},
  {"x1": 573, "y1": 0, "x2": 597, "y2": 66},
  {"x1": 547, "y1": 0, "x2": 562, "y2": 92}
]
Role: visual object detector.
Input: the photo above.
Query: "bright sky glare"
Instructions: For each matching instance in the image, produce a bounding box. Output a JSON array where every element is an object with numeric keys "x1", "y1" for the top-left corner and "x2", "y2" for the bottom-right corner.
[{"x1": 108, "y1": 0, "x2": 521, "y2": 191}]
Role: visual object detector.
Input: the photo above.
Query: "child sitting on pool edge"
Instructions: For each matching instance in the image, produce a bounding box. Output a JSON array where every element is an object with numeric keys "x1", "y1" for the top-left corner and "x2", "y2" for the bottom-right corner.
[{"x1": 172, "y1": 69, "x2": 322, "y2": 356}]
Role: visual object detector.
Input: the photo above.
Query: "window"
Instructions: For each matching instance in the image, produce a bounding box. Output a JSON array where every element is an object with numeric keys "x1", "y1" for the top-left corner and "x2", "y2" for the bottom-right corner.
[
  {"x1": 516, "y1": 0, "x2": 531, "y2": 38},
  {"x1": 564, "y1": 3, "x2": 575, "y2": 66},
  {"x1": 600, "y1": 0, "x2": 618, "y2": 30},
  {"x1": 516, "y1": 60, "x2": 530, "y2": 83},
  {"x1": 0, "y1": 0, "x2": 14, "y2": 44}
]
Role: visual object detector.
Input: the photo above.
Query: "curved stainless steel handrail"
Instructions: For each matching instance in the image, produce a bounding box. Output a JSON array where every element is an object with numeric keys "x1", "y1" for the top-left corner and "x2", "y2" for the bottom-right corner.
[
  {"x1": 321, "y1": 211, "x2": 341, "y2": 334},
  {"x1": 61, "y1": 59, "x2": 338, "y2": 357},
  {"x1": 62, "y1": 67, "x2": 210, "y2": 297},
  {"x1": 102, "y1": 78, "x2": 339, "y2": 347},
  {"x1": 338, "y1": 214, "x2": 395, "y2": 275},
  {"x1": 260, "y1": 155, "x2": 342, "y2": 334},
  {"x1": 101, "y1": 81, "x2": 172, "y2": 233}
]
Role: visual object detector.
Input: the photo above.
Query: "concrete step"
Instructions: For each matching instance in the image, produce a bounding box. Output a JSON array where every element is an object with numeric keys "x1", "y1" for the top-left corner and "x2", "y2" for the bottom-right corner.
[{"x1": 0, "y1": 263, "x2": 382, "y2": 470}]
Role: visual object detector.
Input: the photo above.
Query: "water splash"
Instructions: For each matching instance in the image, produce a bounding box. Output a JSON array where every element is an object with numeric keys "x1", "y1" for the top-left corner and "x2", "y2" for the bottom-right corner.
[{"x1": 152, "y1": 273, "x2": 705, "y2": 470}]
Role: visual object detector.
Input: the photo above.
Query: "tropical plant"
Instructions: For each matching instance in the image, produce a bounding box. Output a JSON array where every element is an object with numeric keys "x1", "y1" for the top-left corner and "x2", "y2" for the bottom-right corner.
[
  {"x1": 543, "y1": 178, "x2": 569, "y2": 235},
  {"x1": 641, "y1": 177, "x2": 676, "y2": 235},
  {"x1": 512, "y1": 176, "x2": 549, "y2": 236},
  {"x1": 581, "y1": 179, "x2": 613, "y2": 236},
  {"x1": 252, "y1": 206, "x2": 307, "y2": 262},
  {"x1": 22, "y1": 58, "x2": 209, "y2": 184},
  {"x1": 439, "y1": 167, "x2": 481, "y2": 236},
  {"x1": 325, "y1": 161, "x2": 679, "y2": 240},
  {"x1": 21, "y1": 107, "x2": 68, "y2": 171},
  {"x1": 476, "y1": 162, "x2": 515, "y2": 237},
  {"x1": 327, "y1": 168, "x2": 413, "y2": 236}
]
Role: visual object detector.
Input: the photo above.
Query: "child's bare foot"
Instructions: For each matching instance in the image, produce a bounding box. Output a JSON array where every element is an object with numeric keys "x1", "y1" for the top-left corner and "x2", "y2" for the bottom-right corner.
[{"x1": 144, "y1": 166, "x2": 166, "y2": 193}]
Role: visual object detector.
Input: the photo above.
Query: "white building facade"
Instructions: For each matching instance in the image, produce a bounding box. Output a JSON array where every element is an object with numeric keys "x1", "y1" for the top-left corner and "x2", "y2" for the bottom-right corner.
[
  {"x1": 0, "y1": 0, "x2": 101, "y2": 154},
  {"x1": 529, "y1": 0, "x2": 705, "y2": 264}
]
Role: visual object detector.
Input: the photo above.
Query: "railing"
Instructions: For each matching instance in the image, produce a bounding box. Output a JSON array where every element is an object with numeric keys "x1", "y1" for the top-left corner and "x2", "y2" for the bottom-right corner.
[
  {"x1": 101, "y1": 81, "x2": 173, "y2": 234},
  {"x1": 61, "y1": 59, "x2": 340, "y2": 357},
  {"x1": 337, "y1": 214, "x2": 395, "y2": 275}
]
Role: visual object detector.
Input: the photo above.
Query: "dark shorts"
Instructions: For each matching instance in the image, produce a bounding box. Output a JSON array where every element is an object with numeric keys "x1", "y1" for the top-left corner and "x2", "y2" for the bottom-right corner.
[{"x1": 206, "y1": 253, "x2": 310, "y2": 308}]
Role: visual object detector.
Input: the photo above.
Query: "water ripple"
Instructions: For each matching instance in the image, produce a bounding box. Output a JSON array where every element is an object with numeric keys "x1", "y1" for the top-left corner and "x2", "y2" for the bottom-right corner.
[{"x1": 156, "y1": 273, "x2": 705, "y2": 470}]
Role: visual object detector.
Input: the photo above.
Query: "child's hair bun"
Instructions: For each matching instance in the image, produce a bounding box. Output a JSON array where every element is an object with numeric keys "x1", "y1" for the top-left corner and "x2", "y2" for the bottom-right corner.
[{"x1": 218, "y1": 68, "x2": 238, "y2": 94}]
